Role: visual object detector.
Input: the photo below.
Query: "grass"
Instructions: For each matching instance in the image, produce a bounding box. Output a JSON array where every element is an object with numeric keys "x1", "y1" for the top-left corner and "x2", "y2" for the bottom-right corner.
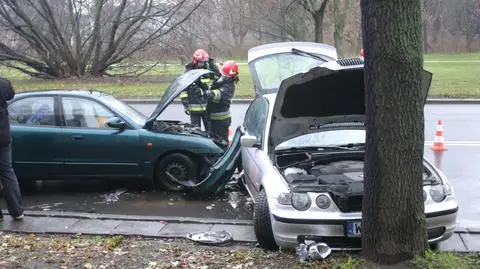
[{"x1": 0, "y1": 52, "x2": 478, "y2": 99}]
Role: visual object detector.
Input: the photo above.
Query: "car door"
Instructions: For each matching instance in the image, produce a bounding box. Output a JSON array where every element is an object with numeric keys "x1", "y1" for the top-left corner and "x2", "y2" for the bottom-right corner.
[
  {"x1": 57, "y1": 96, "x2": 142, "y2": 178},
  {"x1": 241, "y1": 98, "x2": 269, "y2": 197},
  {"x1": 8, "y1": 95, "x2": 63, "y2": 180}
]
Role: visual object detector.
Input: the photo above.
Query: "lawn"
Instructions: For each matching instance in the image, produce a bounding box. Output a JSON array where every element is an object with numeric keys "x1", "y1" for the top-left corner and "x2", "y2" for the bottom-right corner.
[
  {"x1": 0, "y1": 52, "x2": 478, "y2": 99},
  {"x1": 0, "y1": 232, "x2": 478, "y2": 269}
]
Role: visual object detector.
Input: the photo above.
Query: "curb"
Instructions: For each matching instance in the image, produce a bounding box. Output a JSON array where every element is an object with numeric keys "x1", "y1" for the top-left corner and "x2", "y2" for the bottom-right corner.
[
  {"x1": 121, "y1": 98, "x2": 480, "y2": 105},
  {"x1": 7, "y1": 210, "x2": 480, "y2": 234},
  {"x1": 15, "y1": 210, "x2": 253, "y2": 225}
]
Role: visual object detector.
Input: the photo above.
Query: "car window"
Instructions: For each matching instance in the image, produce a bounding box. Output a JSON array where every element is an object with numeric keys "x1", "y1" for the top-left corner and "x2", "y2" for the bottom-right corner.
[
  {"x1": 62, "y1": 97, "x2": 115, "y2": 129},
  {"x1": 244, "y1": 98, "x2": 268, "y2": 140},
  {"x1": 250, "y1": 53, "x2": 325, "y2": 94},
  {"x1": 8, "y1": 97, "x2": 56, "y2": 126}
]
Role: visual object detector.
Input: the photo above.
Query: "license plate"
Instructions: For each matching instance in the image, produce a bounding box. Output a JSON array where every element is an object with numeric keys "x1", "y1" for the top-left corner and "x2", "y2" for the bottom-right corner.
[{"x1": 347, "y1": 221, "x2": 362, "y2": 237}]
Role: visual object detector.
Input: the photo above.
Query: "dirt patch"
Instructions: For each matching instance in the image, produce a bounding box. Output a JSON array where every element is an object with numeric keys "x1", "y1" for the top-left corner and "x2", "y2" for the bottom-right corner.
[{"x1": 0, "y1": 232, "x2": 347, "y2": 268}]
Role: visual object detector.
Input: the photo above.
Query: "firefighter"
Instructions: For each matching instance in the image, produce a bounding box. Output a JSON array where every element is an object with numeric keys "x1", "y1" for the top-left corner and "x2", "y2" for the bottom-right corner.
[
  {"x1": 180, "y1": 49, "x2": 221, "y2": 131},
  {"x1": 203, "y1": 60, "x2": 239, "y2": 145}
]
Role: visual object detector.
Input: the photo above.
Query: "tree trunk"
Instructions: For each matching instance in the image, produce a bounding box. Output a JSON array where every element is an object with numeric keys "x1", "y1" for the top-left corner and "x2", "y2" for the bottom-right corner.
[
  {"x1": 361, "y1": 0, "x2": 428, "y2": 265},
  {"x1": 314, "y1": 13, "x2": 325, "y2": 42},
  {"x1": 334, "y1": 0, "x2": 352, "y2": 57},
  {"x1": 313, "y1": 1, "x2": 329, "y2": 43}
]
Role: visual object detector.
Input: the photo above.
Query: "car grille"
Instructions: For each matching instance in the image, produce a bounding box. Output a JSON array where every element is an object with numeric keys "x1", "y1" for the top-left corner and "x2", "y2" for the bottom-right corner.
[
  {"x1": 332, "y1": 195, "x2": 363, "y2": 212},
  {"x1": 336, "y1": 57, "x2": 364, "y2": 67}
]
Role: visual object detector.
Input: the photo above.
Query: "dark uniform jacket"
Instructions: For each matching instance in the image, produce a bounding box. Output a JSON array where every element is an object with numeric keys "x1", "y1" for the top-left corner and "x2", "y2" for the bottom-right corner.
[
  {"x1": 0, "y1": 77, "x2": 15, "y2": 147},
  {"x1": 181, "y1": 59, "x2": 221, "y2": 114},
  {"x1": 206, "y1": 77, "x2": 235, "y2": 121}
]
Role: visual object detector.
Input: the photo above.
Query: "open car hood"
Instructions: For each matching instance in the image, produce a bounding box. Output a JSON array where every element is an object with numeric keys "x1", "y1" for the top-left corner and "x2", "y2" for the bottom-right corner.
[
  {"x1": 144, "y1": 69, "x2": 212, "y2": 128},
  {"x1": 269, "y1": 64, "x2": 432, "y2": 151}
]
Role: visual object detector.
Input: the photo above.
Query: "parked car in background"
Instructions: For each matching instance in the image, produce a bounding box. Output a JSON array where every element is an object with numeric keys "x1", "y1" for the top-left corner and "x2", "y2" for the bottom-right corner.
[
  {"x1": 247, "y1": 41, "x2": 338, "y2": 96},
  {"x1": 239, "y1": 57, "x2": 458, "y2": 250},
  {"x1": 8, "y1": 69, "x2": 240, "y2": 192}
]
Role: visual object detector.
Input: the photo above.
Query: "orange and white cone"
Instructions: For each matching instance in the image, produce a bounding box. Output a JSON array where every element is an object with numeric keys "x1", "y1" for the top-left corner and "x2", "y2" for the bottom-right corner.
[
  {"x1": 228, "y1": 127, "x2": 233, "y2": 146},
  {"x1": 431, "y1": 119, "x2": 447, "y2": 151}
]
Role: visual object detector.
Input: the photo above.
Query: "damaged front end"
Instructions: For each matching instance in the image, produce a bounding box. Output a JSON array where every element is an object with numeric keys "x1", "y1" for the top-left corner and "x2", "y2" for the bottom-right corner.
[
  {"x1": 167, "y1": 127, "x2": 243, "y2": 195},
  {"x1": 148, "y1": 120, "x2": 228, "y2": 149}
]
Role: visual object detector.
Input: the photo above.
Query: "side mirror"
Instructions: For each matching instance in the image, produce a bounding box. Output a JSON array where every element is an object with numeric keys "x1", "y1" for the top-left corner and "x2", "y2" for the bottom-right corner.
[
  {"x1": 107, "y1": 117, "x2": 127, "y2": 129},
  {"x1": 241, "y1": 135, "x2": 261, "y2": 148}
]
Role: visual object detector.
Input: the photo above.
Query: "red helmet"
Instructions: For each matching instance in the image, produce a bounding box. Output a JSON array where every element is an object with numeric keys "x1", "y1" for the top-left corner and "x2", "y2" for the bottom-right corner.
[
  {"x1": 220, "y1": 60, "x2": 239, "y2": 77},
  {"x1": 192, "y1": 49, "x2": 209, "y2": 63}
]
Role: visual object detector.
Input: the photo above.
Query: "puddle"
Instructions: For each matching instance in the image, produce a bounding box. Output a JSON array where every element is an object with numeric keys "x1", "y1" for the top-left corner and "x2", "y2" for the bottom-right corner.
[{"x1": 97, "y1": 189, "x2": 128, "y2": 204}]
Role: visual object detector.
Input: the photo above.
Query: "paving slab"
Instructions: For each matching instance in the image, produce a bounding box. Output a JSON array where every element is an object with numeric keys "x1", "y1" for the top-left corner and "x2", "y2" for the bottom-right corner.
[
  {"x1": 67, "y1": 219, "x2": 122, "y2": 235},
  {"x1": 0, "y1": 216, "x2": 80, "y2": 233},
  {"x1": 437, "y1": 233, "x2": 468, "y2": 252},
  {"x1": 210, "y1": 224, "x2": 256, "y2": 242},
  {"x1": 157, "y1": 223, "x2": 213, "y2": 237},
  {"x1": 113, "y1": 220, "x2": 167, "y2": 236},
  {"x1": 460, "y1": 233, "x2": 480, "y2": 251}
]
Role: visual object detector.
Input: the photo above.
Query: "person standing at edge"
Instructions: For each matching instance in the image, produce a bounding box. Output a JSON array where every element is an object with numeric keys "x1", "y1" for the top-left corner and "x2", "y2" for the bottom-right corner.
[
  {"x1": 203, "y1": 60, "x2": 239, "y2": 147},
  {"x1": 180, "y1": 49, "x2": 221, "y2": 131},
  {"x1": 0, "y1": 76, "x2": 24, "y2": 221}
]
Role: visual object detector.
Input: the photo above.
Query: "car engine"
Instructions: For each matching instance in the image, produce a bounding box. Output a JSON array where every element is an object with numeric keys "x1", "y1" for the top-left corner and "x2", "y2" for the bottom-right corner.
[
  {"x1": 150, "y1": 120, "x2": 227, "y2": 149},
  {"x1": 283, "y1": 159, "x2": 432, "y2": 212}
]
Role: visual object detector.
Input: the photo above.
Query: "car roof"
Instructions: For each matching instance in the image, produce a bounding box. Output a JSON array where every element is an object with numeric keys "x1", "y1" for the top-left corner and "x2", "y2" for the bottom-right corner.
[{"x1": 14, "y1": 89, "x2": 112, "y2": 99}]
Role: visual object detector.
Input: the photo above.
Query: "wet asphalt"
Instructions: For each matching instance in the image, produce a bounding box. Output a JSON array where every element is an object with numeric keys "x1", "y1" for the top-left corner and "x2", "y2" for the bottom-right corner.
[{"x1": 4, "y1": 103, "x2": 480, "y2": 226}]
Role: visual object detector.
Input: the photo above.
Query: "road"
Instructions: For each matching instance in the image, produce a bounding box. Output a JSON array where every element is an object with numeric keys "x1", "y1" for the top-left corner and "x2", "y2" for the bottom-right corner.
[{"x1": 10, "y1": 103, "x2": 480, "y2": 228}]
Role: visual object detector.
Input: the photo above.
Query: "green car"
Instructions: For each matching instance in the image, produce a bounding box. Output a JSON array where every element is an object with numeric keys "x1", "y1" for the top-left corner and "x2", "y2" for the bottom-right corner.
[{"x1": 8, "y1": 69, "x2": 241, "y2": 193}]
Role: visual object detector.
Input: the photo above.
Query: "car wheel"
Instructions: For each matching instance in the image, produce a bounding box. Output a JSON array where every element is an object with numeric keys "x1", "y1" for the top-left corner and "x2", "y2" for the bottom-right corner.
[
  {"x1": 155, "y1": 153, "x2": 198, "y2": 192},
  {"x1": 253, "y1": 189, "x2": 278, "y2": 250}
]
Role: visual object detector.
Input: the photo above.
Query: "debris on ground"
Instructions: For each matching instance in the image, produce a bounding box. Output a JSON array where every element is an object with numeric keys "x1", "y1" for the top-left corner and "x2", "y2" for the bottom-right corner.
[
  {"x1": 297, "y1": 242, "x2": 331, "y2": 262},
  {"x1": 186, "y1": 230, "x2": 233, "y2": 245}
]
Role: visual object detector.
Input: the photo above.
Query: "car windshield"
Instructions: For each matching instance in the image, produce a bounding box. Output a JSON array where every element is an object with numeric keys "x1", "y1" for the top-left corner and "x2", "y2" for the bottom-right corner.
[
  {"x1": 275, "y1": 130, "x2": 366, "y2": 150},
  {"x1": 250, "y1": 53, "x2": 326, "y2": 93},
  {"x1": 100, "y1": 95, "x2": 146, "y2": 126}
]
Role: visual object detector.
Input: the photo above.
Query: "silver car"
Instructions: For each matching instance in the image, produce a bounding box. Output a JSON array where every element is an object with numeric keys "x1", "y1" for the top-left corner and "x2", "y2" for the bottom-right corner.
[{"x1": 240, "y1": 54, "x2": 458, "y2": 251}]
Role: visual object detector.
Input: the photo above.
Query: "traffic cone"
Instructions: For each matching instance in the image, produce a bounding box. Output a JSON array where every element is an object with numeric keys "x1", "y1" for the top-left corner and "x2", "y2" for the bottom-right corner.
[
  {"x1": 431, "y1": 119, "x2": 447, "y2": 151},
  {"x1": 228, "y1": 127, "x2": 233, "y2": 146}
]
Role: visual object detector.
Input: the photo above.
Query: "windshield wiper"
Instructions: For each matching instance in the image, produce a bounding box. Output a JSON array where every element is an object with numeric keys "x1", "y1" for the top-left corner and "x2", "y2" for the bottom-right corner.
[
  {"x1": 334, "y1": 143, "x2": 366, "y2": 149},
  {"x1": 291, "y1": 48, "x2": 333, "y2": 62},
  {"x1": 276, "y1": 145, "x2": 358, "y2": 153}
]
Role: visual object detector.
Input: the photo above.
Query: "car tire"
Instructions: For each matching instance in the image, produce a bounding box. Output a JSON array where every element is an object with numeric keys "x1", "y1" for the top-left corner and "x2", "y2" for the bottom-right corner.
[
  {"x1": 155, "y1": 153, "x2": 198, "y2": 192},
  {"x1": 253, "y1": 189, "x2": 278, "y2": 250}
]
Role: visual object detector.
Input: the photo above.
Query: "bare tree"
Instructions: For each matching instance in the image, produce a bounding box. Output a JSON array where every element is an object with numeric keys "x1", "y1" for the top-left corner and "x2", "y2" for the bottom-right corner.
[
  {"x1": 0, "y1": 0, "x2": 205, "y2": 78},
  {"x1": 289, "y1": 0, "x2": 329, "y2": 42},
  {"x1": 361, "y1": 0, "x2": 428, "y2": 264}
]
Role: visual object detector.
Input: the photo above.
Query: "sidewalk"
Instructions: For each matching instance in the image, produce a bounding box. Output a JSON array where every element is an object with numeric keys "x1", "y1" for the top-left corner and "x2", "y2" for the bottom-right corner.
[{"x1": 1, "y1": 210, "x2": 479, "y2": 252}]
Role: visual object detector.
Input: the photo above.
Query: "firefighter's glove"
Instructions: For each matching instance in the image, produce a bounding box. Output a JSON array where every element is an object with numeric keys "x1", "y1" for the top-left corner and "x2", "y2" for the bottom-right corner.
[
  {"x1": 184, "y1": 107, "x2": 190, "y2": 115},
  {"x1": 204, "y1": 90, "x2": 214, "y2": 99}
]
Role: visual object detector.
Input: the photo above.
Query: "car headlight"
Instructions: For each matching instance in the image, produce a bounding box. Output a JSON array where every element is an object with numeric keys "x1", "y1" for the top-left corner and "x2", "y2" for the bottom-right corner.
[
  {"x1": 430, "y1": 184, "x2": 447, "y2": 203},
  {"x1": 291, "y1": 193, "x2": 311, "y2": 211},
  {"x1": 316, "y1": 194, "x2": 331, "y2": 209},
  {"x1": 444, "y1": 183, "x2": 453, "y2": 196},
  {"x1": 277, "y1": 192, "x2": 292, "y2": 205}
]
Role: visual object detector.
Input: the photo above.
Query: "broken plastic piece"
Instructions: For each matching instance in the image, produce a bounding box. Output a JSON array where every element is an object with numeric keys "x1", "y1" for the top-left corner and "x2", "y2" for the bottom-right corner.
[
  {"x1": 297, "y1": 243, "x2": 309, "y2": 262},
  {"x1": 308, "y1": 243, "x2": 331, "y2": 260},
  {"x1": 185, "y1": 230, "x2": 233, "y2": 245}
]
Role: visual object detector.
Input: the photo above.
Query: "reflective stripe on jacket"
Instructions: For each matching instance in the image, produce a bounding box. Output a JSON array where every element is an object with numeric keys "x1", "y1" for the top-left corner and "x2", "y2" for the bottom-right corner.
[{"x1": 206, "y1": 77, "x2": 235, "y2": 121}]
